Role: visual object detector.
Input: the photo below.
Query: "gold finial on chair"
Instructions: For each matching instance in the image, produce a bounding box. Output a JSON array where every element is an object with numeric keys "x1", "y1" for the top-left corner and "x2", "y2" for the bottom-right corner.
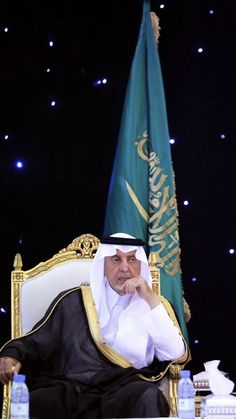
[
  {"x1": 13, "y1": 253, "x2": 23, "y2": 270},
  {"x1": 148, "y1": 251, "x2": 160, "y2": 295}
]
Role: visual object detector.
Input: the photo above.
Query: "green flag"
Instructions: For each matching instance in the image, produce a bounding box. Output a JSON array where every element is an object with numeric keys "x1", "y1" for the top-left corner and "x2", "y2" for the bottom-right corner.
[{"x1": 103, "y1": 0, "x2": 188, "y2": 341}]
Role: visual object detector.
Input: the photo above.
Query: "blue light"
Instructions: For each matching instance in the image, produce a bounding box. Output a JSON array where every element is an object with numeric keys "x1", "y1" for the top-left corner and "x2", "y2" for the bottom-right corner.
[
  {"x1": 169, "y1": 138, "x2": 175, "y2": 144},
  {"x1": 220, "y1": 133, "x2": 225, "y2": 139},
  {"x1": 229, "y1": 249, "x2": 235, "y2": 254},
  {"x1": 183, "y1": 200, "x2": 189, "y2": 206},
  {"x1": 4, "y1": 27, "x2": 9, "y2": 32},
  {"x1": 93, "y1": 80, "x2": 102, "y2": 87},
  {"x1": 93, "y1": 78, "x2": 108, "y2": 87},
  {"x1": 18, "y1": 238, "x2": 23, "y2": 245},
  {"x1": 198, "y1": 48, "x2": 204, "y2": 53},
  {"x1": 194, "y1": 339, "x2": 199, "y2": 344},
  {"x1": 0, "y1": 307, "x2": 7, "y2": 314},
  {"x1": 192, "y1": 277, "x2": 197, "y2": 282},
  {"x1": 209, "y1": 9, "x2": 214, "y2": 15},
  {"x1": 160, "y1": 4, "x2": 165, "y2": 9},
  {"x1": 49, "y1": 41, "x2": 54, "y2": 47},
  {"x1": 51, "y1": 100, "x2": 56, "y2": 107},
  {"x1": 4, "y1": 134, "x2": 9, "y2": 140},
  {"x1": 15, "y1": 160, "x2": 24, "y2": 169}
]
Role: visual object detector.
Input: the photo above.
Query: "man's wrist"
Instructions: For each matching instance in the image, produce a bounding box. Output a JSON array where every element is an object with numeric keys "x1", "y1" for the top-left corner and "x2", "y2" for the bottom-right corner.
[{"x1": 145, "y1": 292, "x2": 160, "y2": 309}]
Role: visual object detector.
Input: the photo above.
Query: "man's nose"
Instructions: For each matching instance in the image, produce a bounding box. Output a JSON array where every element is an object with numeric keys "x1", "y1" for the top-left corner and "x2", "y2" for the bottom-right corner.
[{"x1": 120, "y1": 259, "x2": 129, "y2": 271}]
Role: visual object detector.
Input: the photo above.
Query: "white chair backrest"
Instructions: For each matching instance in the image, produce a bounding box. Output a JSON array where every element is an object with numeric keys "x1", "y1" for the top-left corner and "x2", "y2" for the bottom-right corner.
[{"x1": 21, "y1": 258, "x2": 93, "y2": 334}]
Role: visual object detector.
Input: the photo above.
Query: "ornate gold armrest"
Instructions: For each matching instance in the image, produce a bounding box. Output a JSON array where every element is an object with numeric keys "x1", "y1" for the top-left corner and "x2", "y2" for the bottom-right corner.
[
  {"x1": 2, "y1": 382, "x2": 11, "y2": 419},
  {"x1": 168, "y1": 363, "x2": 182, "y2": 417}
]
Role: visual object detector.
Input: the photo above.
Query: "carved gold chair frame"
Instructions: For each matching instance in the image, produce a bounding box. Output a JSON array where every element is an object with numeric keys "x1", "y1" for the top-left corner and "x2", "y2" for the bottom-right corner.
[{"x1": 1, "y1": 233, "x2": 184, "y2": 419}]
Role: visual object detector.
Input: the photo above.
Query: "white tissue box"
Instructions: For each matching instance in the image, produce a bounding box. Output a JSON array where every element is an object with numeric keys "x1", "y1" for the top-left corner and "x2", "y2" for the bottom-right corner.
[{"x1": 201, "y1": 394, "x2": 236, "y2": 418}]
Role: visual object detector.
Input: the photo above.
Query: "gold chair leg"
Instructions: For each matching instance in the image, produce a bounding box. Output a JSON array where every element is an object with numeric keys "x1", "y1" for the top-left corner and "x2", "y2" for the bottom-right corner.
[
  {"x1": 169, "y1": 377, "x2": 178, "y2": 417},
  {"x1": 2, "y1": 383, "x2": 11, "y2": 419}
]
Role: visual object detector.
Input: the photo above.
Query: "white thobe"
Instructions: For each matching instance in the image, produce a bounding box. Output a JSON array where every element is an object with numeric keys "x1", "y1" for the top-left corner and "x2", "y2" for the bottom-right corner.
[{"x1": 101, "y1": 282, "x2": 185, "y2": 369}]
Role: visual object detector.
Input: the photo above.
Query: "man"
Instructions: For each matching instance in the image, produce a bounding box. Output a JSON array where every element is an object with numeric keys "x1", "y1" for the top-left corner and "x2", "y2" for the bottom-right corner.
[{"x1": 0, "y1": 233, "x2": 189, "y2": 418}]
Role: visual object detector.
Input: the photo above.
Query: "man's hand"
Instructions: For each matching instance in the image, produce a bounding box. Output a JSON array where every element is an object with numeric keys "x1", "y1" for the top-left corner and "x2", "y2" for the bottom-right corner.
[
  {"x1": 120, "y1": 276, "x2": 161, "y2": 309},
  {"x1": 0, "y1": 357, "x2": 22, "y2": 384}
]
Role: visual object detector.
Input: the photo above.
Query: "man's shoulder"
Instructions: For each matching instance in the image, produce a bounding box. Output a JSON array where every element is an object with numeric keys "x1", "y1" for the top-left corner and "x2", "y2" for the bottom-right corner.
[
  {"x1": 54, "y1": 286, "x2": 81, "y2": 301},
  {"x1": 45, "y1": 285, "x2": 91, "y2": 314},
  {"x1": 31, "y1": 285, "x2": 90, "y2": 330},
  {"x1": 52, "y1": 283, "x2": 90, "y2": 305}
]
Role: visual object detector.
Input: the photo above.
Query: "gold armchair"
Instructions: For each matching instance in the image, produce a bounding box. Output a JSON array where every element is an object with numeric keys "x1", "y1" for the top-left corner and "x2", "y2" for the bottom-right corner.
[
  {"x1": 1, "y1": 233, "x2": 100, "y2": 419},
  {"x1": 1, "y1": 233, "x2": 186, "y2": 418}
]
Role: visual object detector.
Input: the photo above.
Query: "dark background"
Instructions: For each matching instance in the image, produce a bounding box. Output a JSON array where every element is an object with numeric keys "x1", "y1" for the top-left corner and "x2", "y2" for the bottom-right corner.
[{"x1": 0, "y1": 0, "x2": 235, "y2": 392}]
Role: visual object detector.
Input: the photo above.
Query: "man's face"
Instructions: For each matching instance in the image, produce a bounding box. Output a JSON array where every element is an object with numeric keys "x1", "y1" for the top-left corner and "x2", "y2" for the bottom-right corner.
[{"x1": 104, "y1": 249, "x2": 141, "y2": 295}]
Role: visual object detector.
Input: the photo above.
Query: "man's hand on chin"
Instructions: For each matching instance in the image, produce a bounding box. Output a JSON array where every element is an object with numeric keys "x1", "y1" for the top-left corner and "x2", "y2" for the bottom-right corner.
[{"x1": 119, "y1": 276, "x2": 161, "y2": 309}]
